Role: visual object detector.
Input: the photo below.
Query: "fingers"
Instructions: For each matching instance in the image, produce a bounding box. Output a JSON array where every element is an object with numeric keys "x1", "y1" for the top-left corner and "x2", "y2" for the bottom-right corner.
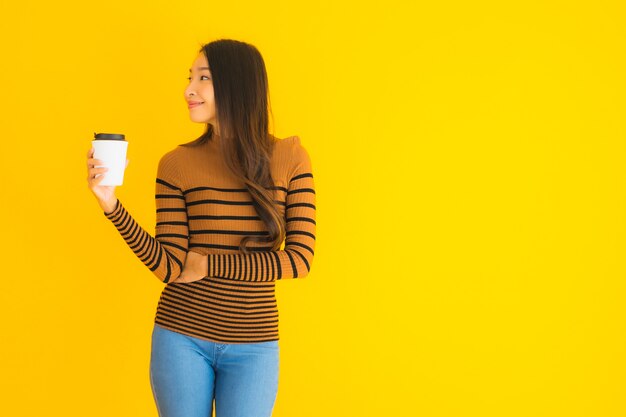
[
  {"x1": 172, "y1": 274, "x2": 187, "y2": 283},
  {"x1": 87, "y1": 148, "x2": 129, "y2": 168},
  {"x1": 86, "y1": 147, "x2": 104, "y2": 168},
  {"x1": 86, "y1": 148, "x2": 128, "y2": 186},
  {"x1": 86, "y1": 154, "x2": 109, "y2": 183},
  {"x1": 88, "y1": 172, "x2": 104, "y2": 184},
  {"x1": 87, "y1": 167, "x2": 109, "y2": 183}
]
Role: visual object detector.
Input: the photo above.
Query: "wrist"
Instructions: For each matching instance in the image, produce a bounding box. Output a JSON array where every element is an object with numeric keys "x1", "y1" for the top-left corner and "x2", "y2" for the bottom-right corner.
[{"x1": 101, "y1": 196, "x2": 118, "y2": 214}]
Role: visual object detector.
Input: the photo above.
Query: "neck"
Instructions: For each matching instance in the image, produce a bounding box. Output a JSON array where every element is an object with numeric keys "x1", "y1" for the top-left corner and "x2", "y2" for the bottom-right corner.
[{"x1": 207, "y1": 127, "x2": 222, "y2": 148}]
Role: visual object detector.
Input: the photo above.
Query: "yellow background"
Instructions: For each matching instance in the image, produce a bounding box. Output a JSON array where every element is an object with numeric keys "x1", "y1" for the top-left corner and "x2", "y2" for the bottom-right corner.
[{"x1": 1, "y1": 0, "x2": 625, "y2": 416}]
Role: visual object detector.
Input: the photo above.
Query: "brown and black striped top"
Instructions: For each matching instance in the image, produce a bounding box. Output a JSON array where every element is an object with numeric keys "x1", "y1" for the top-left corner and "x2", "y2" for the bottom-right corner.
[{"x1": 103, "y1": 134, "x2": 316, "y2": 343}]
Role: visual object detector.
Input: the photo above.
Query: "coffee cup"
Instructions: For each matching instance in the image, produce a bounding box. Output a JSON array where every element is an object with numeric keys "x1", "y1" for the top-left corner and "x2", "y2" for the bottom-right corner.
[{"x1": 91, "y1": 132, "x2": 128, "y2": 186}]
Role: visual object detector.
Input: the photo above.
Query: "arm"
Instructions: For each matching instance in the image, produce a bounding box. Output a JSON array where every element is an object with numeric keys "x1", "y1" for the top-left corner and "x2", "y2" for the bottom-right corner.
[
  {"x1": 206, "y1": 139, "x2": 316, "y2": 282},
  {"x1": 103, "y1": 151, "x2": 189, "y2": 284}
]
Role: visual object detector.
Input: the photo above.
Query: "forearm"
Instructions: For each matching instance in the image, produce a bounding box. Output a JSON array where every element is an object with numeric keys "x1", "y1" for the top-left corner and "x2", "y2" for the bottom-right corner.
[
  {"x1": 103, "y1": 199, "x2": 188, "y2": 283},
  {"x1": 207, "y1": 247, "x2": 314, "y2": 281},
  {"x1": 207, "y1": 165, "x2": 316, "y2": 282}
]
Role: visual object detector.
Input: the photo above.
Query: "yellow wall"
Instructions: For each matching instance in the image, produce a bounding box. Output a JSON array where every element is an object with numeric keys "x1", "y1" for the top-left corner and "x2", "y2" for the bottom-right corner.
[{"x1": 1, "y1": 0, "x2": 625, "y2": 416}]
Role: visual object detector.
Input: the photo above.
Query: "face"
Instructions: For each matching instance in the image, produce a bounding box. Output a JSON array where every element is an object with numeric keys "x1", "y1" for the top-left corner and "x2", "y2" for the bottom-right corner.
[{"x1": 185, "y1": 52, "x2": 217, "y2": 127}]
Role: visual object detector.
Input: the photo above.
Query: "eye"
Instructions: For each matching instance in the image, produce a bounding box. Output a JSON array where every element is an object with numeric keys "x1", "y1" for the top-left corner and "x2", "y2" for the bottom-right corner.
[{"x1": 187, "y1": 76, "x2": 211, "y2": 81}]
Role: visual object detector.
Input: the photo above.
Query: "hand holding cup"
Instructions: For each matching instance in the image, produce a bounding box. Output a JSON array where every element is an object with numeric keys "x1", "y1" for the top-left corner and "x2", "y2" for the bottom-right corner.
[{"x1": 86, "y1": 146, "x2": 129, "y2": 214}]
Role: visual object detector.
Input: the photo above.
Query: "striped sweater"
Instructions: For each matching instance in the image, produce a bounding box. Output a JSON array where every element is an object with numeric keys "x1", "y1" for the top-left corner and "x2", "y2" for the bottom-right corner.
[{"x1": 103, "y1": 134, "x2": 316, "y2": 343}]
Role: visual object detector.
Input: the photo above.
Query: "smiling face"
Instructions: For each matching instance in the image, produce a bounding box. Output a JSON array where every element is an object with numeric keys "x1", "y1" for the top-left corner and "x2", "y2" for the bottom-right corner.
[{"x1": 185, "y1": 52, "x2": 217, "y2": 127}]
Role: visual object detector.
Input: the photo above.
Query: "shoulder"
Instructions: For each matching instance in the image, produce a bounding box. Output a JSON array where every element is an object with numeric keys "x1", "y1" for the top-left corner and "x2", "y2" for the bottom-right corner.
[
  {"x1": 273, "y1": 135, "x2": 312, "y2": 178},
  {"x1": 156, "y1": 145, "x2": 184, "y2": 180},
  {"x1": 274, "y1": 135, "x2": 310, "y2": 159},
  {"x1": 273, "y1": 134, "x2": 300, "y2": 147},
  {"x1": 158, "y1": 146, "x2": 181, "y2": 166}
]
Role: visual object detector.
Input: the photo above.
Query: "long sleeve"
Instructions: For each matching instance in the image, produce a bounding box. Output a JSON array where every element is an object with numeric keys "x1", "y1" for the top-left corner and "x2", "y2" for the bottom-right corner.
[
  {"x1": 103, "y1": 151, "x2": 189, "y2": 284},
  {"x1": 206, "y1": 139, "x2": 316, "y2": 281}
]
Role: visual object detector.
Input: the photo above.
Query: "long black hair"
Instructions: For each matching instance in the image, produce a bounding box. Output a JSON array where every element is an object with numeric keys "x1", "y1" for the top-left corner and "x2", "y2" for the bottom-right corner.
[{"x1": 182, "y1": 39, "x2": 285, "y2": 253}]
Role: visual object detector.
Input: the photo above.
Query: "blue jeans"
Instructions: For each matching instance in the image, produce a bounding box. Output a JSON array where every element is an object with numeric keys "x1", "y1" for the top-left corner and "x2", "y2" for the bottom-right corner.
[{"x1": 149, "y1": 323, "x2": 280, "y2": 417}]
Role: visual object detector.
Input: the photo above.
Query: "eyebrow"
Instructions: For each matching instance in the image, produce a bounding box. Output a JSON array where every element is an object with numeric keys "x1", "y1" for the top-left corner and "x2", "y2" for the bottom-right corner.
[{"x1": 189, "y1": 67, "x2": 211, "y2": 72}]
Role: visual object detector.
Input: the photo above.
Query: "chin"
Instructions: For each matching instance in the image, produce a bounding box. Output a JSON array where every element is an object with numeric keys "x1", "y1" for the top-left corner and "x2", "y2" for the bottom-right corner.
[{"x1": 189, "y1": 115, "x2": 210, "y2": 123}]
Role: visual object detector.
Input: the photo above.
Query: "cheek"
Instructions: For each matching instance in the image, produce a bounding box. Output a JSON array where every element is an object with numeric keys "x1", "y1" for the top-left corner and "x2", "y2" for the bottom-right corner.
[
  {"x1": 201, "y1": 86, "x2": 215, "y2": 103},
  {"x1": 204, "y1": 98, "x2": 215, "y2": 113}
]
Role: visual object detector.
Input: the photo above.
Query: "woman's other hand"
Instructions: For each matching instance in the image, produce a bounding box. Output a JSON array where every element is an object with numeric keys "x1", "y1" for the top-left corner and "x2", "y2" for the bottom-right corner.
[
  {"x1": 86, "y1": 146, "x2": 129, "y2": 214},
  {"x1": 172, "y1": 250, "x2": 208, "y2": 283}
]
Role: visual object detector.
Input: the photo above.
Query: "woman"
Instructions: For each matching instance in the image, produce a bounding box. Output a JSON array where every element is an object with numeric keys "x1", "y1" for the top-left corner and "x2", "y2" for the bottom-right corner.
[{"x1": 86, "y1": 39, "x2": 316, "y2": 417}]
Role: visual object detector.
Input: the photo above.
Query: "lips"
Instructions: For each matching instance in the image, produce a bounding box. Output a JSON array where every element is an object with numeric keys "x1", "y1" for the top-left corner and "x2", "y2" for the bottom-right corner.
[{"x1": 188, "y1": 101, "x2": 204, "y2": 108}]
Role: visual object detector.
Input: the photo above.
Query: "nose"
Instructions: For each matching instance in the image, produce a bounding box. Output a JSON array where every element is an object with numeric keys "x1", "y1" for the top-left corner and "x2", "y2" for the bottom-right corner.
[{"x1": 184, "y1": 84, "x2": 196, "y2": 98}]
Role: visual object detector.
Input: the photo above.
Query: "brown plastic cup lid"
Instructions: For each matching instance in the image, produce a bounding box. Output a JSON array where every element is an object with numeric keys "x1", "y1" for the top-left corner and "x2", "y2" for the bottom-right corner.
[{"x1": 94, "y1": 132, "x2": 125, "y2": 140}]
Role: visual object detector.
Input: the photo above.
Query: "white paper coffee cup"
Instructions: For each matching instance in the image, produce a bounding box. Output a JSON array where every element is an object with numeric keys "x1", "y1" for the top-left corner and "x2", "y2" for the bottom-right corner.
[{"x1": 92, "y1": 132, "x2": 128, "y2": 186}]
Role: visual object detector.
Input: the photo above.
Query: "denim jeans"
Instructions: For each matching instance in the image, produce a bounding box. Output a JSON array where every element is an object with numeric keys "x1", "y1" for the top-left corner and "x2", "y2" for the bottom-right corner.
[{"x1": 149, "y1": 323, "x2": 280, "y2": 417}]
